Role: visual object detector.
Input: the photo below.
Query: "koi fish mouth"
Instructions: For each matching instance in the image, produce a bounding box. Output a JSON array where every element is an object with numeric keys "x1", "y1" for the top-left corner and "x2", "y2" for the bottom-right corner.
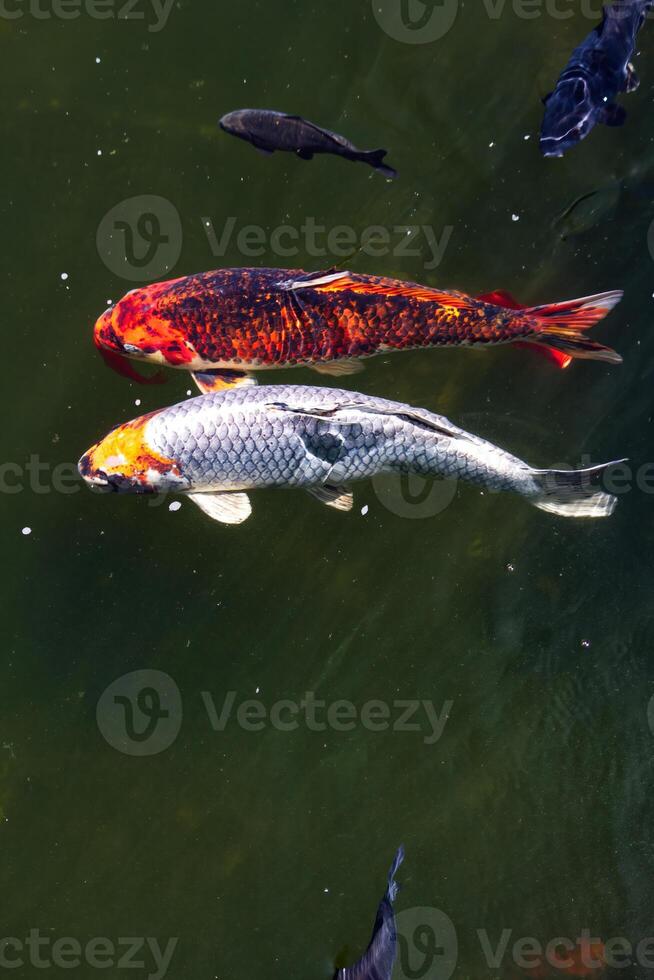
[
  {"x1": 78, "y1": 414, "x2": 188, "y2": 497},
  {"x1": 93, "y1": 306, "x2": 168, "y2": 385}
]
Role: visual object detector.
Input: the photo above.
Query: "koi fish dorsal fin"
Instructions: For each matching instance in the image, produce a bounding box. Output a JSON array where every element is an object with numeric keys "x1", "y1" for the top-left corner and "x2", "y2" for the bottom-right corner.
[
  {"x1": 477, "y1": 290, "x2": 526, "y2": 310},
  {"x1": 280, "y1": 270, "x2": 473, "y2": 308}
]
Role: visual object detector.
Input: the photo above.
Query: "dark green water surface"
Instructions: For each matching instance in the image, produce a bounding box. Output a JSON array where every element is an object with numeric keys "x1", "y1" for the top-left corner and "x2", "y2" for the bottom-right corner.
[{"x1": 2, "y1": 1, "x2": 654, "y2": 978}]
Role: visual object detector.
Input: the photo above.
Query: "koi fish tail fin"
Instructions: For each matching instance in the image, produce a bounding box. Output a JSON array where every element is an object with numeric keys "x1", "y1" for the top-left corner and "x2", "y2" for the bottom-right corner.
[
  {"x1": 359, "y1": 148, "x2": 398, "y2": 180},
  {"x1": 522, "y1": 290, "x2": 624, "y2": 366},
  {"x1": 529, "y1": 459, "x2": 626, "y2": 518},
  {"x1": 385, "y1": 845, "x2": 405, "y2": 903}
]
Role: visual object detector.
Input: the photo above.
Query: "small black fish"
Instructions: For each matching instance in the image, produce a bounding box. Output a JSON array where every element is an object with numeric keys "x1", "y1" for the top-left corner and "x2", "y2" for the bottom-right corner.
[
  {"x1": 335, "y1": 846, "x2": 404, "y2": 980},
  {"x1": 552, "y1": 180, "x2": 622, "y2": 239},
  {"x1": 219, "y1": 109, "x2": 398, "y2": 179},
  {"x1": 540, "y1": 0, "x2": 653, "y2": 157}
]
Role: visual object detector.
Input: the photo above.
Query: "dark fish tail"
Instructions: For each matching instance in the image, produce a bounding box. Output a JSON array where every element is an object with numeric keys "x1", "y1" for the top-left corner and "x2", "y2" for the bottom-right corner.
[
  {"x1": 335, "y1": 846, "x2": 404, "y2": 980},
  {"x1": 358, "y1": 148, "x2": 398, "y2": 179},
  {"x1": 385, "y1": 844, "x2": 404, "y2": 903}
]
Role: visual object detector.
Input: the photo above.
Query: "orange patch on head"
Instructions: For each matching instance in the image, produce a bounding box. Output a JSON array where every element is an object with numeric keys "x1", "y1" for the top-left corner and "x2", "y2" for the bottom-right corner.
[
  {"x1": 88, "y1": 412, "x2": 181, "y2": 486},
  {"x1": 97, "y1": 287, "x2": 196, "y2": 368}
]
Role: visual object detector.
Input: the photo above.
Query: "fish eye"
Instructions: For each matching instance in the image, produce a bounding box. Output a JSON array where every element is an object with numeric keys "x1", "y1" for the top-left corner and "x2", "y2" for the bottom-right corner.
[{"x1": 123, "y1": 343, "x2": 141, "y2": 354}]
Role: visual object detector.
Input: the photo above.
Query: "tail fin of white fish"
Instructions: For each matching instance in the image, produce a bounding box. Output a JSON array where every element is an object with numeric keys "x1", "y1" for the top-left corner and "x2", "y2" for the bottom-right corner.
[
  {"x1": 530, "y1": 460, "x2": 626, "y2": 518},
  {"x1": 360, "y1": 148, "x2": 398, "y2": 179}
]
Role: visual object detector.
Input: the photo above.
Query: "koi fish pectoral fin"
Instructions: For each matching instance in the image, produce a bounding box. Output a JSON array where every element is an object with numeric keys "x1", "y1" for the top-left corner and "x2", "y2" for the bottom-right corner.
[
  {"x1": 310, "y1": 358, "x2": 365, "y2": 377},
  {"x1": 187, "y1": 491, "x2": 252, "y2": 524},
  {"x1": 306, "y1": 484, "x2": 354, "y2": 512},
  {"x1": 599, "y1": 103, "x2": 626, "y2": 126},
  {"x1": 191, "y1": 370, "x2": 258, "y2": 394}
]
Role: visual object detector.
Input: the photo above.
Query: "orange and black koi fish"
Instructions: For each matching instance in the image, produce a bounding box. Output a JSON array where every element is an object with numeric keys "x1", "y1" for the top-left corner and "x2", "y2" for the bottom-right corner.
[
  {"x1": 219, "y1": 109, "x2": 398, "y2": 179},
  {"x1": 93, "y1": 268, "x2": 624, "y2": 393}
]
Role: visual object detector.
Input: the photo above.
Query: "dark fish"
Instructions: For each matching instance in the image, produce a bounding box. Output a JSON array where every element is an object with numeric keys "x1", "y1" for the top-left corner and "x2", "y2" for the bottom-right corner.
[
  {"x1": 335, "y1": 846, "x2": 404, "y2": 980},
  {"x1": 552, "y1": 181, "x2": 622, "y2": 239},
  {"x1": 540, "y1": 0, "x2": 653, "y2": 157},
  {"x1": 219, "y1": 109, "x2": 398, "y2": 179}
]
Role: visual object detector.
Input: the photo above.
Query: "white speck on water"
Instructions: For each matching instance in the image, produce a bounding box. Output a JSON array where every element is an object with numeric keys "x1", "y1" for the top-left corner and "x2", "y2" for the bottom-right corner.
[
  {"x1": 507, "y1": 563, "x2": 515, "y2": 573},
  {"x1": 97, "y1": 150, "x2": 102, "y2": 156},
  {"x1": 60, "y1": 272, "x2": 68, "y2": 281},
  {"x1": 581, "y1": 639, "x2": 591, "y2": 649},
  {"x1": 524, "y1": 134, "x2": 531, "y2": 141},
  {"x1": 21, "y1": 527, "x2": 31, "y2": 536},
  {"x1": 134, "y1": 398, "x2": 141, "y2": 406},
  {"x1": 511, "y1": 213, "x2": 520, "y2": 222},
  {"x1": 169, "y1": 501, "x2": 182, "y2": 512},
  {"x1": 361, "y1": 505, "x2": 369, "y2": 516},
  {"x1": 489, "y1": 141, "x2": 495, "y2": 148},
  {"x1": 95, "y1": 57, "x2": 101, "y2": 63},
  {"x1": 255, "y1": 686, "x2": 260, "y2": 694},
  {"x1": 186, "y1": 389, "x2": 192, "y2": 396}
]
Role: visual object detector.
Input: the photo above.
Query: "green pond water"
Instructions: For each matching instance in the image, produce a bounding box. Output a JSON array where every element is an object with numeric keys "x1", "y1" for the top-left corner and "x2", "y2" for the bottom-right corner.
[{"x1": 2, "y1": 0, "x2": 654, "y2": 977}]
